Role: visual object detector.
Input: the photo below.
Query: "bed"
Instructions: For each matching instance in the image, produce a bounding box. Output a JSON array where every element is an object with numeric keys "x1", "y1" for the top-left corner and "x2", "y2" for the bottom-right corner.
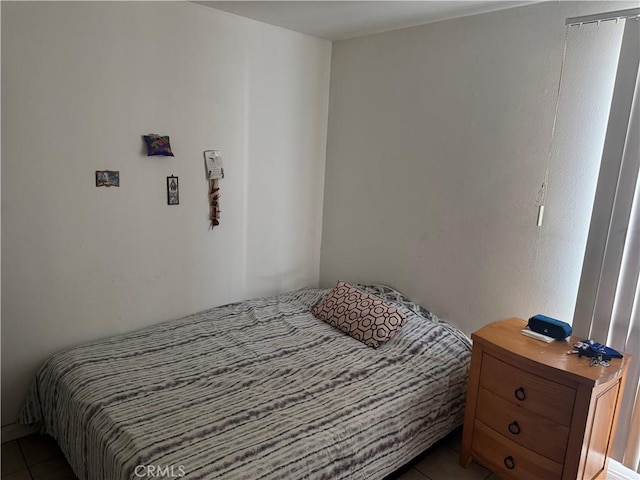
[{"x1": 20, "y1": 285, "x2": 471, "y2": 480}]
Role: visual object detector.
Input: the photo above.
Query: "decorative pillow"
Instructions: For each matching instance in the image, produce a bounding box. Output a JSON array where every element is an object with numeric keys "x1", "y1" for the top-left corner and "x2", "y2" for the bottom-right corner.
[
  {"x1": 143, "y1": 134, "x2": 174, "y2": 156},
  {"x1": 312, "y1": 281, "x2": 407, "y2": 348}
]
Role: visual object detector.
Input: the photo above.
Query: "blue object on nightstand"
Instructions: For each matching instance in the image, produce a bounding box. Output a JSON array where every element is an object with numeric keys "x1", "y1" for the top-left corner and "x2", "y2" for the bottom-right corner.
[{"x1": 528, "y1": 314, "x2": 573, "y2": 340}]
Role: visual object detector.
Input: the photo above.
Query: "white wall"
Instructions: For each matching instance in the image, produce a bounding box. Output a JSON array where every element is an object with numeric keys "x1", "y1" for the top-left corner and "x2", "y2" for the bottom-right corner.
[
  {"x1": 1, "y1": 1, "x2": 331, "y2": 426},
  {"x1": 320, "y1": 1, "x2": 633, "y2": 335}
]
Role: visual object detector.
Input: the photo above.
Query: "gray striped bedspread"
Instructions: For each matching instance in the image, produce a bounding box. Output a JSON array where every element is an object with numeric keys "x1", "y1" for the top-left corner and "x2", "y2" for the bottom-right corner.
[{"x1": 20, "y1": 287, "x2": 471, "y2": 480}]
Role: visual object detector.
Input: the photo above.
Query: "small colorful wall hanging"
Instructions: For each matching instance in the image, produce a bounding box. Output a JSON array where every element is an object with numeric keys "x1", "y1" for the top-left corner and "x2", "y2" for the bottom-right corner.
[
  {"x1": 96, "y1": 170, "x2": 120, "y2": 187},
  {"x1": 143, "y1": 134, "x2": 174, "y2": 157},
  {"x1": 167, "y1": 175, "x2": 179, "y2": 205},
  {"x1": 204, "y1": 150, "x2": 224, "y2": 228}
]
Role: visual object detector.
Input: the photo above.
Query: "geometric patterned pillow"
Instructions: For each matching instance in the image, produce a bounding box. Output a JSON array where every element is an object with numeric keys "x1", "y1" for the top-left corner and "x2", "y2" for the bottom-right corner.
[{"x1": 312, "y1": 281, "x2": 407, "y2": 348}]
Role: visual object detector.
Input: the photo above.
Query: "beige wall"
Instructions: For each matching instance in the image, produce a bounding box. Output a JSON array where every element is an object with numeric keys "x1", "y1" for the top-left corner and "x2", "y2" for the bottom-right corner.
[
  {"x1": 320, "y1": 1, "x2": 633, "y2": 334},
  {"x1": 1, "y1": 1, "x2": 331, "y2": 426}
]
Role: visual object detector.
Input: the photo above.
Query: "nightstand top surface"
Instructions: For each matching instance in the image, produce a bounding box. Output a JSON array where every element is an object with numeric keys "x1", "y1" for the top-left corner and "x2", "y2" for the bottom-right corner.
[{"x1": 472, "y1": 318, "x2": 631, "y2": 387}]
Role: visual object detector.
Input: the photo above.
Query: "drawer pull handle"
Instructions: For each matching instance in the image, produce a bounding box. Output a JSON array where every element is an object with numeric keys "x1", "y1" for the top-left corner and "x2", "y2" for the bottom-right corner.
[
  {"x1": 504, "y1": 456, "x2": 515, "y2": 470},
  {"x1": 508, "y1": 421, "x2": 521, "y2": 435},
  {"x1": 514, "y1": 387, "x2": 526, "y2": 401}
]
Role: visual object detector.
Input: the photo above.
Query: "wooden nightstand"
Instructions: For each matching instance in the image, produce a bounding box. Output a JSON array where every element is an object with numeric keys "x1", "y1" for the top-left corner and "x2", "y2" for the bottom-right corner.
[{"x1": 459, "y1": 318, "x2": 630, "y2": 480}]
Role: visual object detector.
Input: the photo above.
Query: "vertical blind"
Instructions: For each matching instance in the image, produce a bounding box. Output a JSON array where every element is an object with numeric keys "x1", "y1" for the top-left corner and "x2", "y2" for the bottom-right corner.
[{"x1": 572, "y1": 14, "x2": 640, "y2": 472}]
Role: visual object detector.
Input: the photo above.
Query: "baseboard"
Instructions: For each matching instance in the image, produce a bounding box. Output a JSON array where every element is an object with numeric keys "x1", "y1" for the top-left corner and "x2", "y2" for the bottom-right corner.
[
  {"x1": 1, "y1": 423, "x2": 34, "y2": 443},
  {"x1": 609, "y1": 460, "x2": 640, "y2": 480}
]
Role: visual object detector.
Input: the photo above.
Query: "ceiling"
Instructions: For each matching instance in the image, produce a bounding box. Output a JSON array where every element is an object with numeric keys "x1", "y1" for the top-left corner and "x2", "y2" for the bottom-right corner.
[{"x1": 195, "y1": 1, "x2": 538, "y2": 41}]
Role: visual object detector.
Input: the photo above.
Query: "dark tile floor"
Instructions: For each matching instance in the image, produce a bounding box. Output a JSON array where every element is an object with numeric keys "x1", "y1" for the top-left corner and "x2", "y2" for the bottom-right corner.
[
  {"x1": 2, "y1": 429, "x2": 494, "y2": 480},
  {"x1": 1, "y1": 435, "x2": 77, "y2": 480}
]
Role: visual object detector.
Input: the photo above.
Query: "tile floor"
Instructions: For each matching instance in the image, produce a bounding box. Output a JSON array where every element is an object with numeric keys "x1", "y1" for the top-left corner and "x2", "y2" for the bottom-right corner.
[
  {"x1": 390, "y1": 429, "x2": 497, "y2": 480},
  {"x1": 1, "y1": 428, "x2": 496, "y2": 480},
  {"x1": 2, "y1": 434, "x2": 76, "y2": 480}
]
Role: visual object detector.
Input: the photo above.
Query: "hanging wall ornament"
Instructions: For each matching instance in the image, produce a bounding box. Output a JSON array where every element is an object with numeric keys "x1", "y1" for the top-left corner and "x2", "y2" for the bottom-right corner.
[
  {"x1": 143, "y1": 134, "x2": 174, "y2": 157},
  {"x1": 204, "y1": 150, "x2": 224, "y2": 228},
  {"x1": 208, "y1": 179, "x2": 220, "y2": 226},
  {"x1": 167, "y1": 175, "x2": 179, "y2": 205}
]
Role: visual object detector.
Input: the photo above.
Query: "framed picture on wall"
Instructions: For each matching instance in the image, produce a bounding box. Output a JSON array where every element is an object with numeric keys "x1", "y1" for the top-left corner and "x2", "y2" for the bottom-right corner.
[
  {"x1": 96, "y1": 170, "x2": 120, "y2": 187},
  {"x1": 167, "y1": 175, "x2": 179, "y2": 205}
]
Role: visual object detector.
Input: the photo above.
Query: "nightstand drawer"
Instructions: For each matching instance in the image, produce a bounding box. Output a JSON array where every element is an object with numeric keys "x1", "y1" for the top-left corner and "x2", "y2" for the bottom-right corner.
[
  {"x1": 472, "y1": 420, "x2": 563, "y2": 480},
  {"x1": 479, "y1": 353, "x2": 575, "y2": 426},
  {"x1": 476, "y1": 386, "x2": 569, "y2": 463}
]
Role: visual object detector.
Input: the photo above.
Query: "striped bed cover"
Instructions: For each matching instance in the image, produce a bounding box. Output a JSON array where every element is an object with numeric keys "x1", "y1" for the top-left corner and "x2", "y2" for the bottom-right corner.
[{"x1": 20, "y1": 287, "x2": 471, "y2": 480}]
